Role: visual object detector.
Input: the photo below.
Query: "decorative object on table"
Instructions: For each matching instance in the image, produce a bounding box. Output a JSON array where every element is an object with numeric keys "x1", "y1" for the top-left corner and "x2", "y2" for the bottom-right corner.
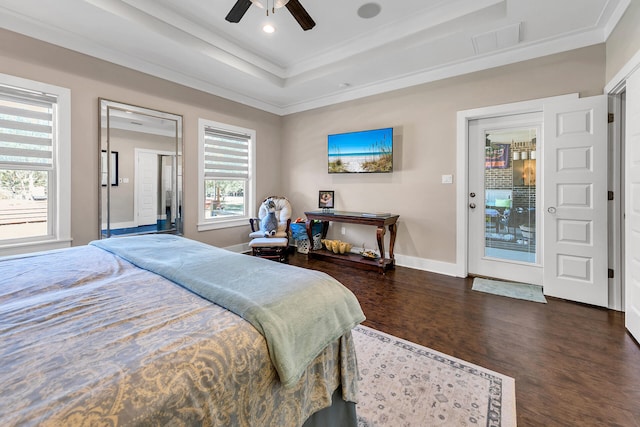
[
  {"x1": 321, "y1": 239, "x2": 352, "y2": 254},
  {"x1": 360, "y1": 244, "x2": 379, "y2": 259},
  {"x1": 260, "y1": 198, "x2": 279, "y2": 237},
  {"x1": 305, "y1": 210, "x2": 399, "y2": 273},
  {"x1": 360, "y1": 250, "x2": 378, "y2": 259},
  {"x1": 248, "y1": 196, "x2": 292, "y2": 262},
  {"x1": 318, "y1": 190, "x2": 334, "y2": 210},
  {"x1": 353, "y1": 325, "x2": 516, "y2": 427}
]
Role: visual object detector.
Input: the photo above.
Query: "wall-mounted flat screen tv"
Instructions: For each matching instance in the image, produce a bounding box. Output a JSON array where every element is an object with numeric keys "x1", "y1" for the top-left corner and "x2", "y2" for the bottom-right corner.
[{"x1": 328, "y1": 127, "x2": 393, "y2": 173}]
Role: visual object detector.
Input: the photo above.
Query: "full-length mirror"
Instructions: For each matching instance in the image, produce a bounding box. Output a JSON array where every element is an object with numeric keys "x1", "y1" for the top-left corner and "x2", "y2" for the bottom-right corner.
[{"x1": 99, "y1": 99, "x2": 183, "y2": 238}]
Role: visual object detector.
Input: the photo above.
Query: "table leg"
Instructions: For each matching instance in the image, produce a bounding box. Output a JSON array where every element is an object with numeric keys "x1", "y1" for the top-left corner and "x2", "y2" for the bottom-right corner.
[
  {"x1": 320, "y1": 221, "x2": 329, "y2": 238},
  {"x1": 306, "y1": 220, "x2": 329, "y2": 243},
  {"x1": 305, "y1": 219, "x2": 313, "y2": 243},
  {"x1": 376, "y1": 225, "x2": 386, "y2": 260},
  {"x1": 388, "y1": 223, "x2": 397, "y2": 261}
]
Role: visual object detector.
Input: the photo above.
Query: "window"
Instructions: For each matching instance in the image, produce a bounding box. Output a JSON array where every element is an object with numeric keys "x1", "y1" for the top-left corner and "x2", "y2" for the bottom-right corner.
[
  {"x1": 0, "y1": 74, "x2": 70, "y2": 255},
  {"x1": 198, "y1": 119, "x2": 255, "y2": 231}
]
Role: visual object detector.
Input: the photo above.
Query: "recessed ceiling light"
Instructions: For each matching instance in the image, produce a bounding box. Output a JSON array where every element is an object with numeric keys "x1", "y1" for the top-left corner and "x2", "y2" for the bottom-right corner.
[
  {"x1": 357, "y1": 3, "x2": 381, "y2": 19},
  {"x1": 263, "y1": 24, "x2": 276, "y2": 33}
]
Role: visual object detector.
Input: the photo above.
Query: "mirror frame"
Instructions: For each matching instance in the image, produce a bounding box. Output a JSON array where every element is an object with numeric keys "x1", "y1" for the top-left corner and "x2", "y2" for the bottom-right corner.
[{"x1": 99, "y1": 98, "x2": 183, "y2": 238}]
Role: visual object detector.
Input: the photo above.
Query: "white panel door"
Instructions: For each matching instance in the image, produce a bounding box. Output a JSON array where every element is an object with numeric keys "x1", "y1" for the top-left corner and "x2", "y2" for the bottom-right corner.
[
  {"x1": 626, "y1": 69, "x2": 640, "y2": 341},
  {"x1": 543, "y1": 95, "x2": 608, "y2": 306},
  {"x1": 136, "y1": 151, "x2": 158, "y2": 226}
]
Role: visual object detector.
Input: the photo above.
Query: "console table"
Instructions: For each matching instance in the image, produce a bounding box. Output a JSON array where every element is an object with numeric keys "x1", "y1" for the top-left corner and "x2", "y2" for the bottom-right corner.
[{"x1": 304, "y1": 210, "x2": 399, "y2": 273}]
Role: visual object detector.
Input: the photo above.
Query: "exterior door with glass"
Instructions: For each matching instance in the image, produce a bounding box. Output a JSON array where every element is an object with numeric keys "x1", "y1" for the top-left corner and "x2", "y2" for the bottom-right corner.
[{"x1": 468, "y1": 113, "x2": 543, "y2": 284}]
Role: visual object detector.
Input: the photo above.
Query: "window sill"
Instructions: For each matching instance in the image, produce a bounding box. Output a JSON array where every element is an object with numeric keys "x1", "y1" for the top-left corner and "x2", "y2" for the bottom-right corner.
[
  {"x1": 198, "y1": 217, "x2": 250, "y2": 232},
  {"x1": 0, "y1": 238, "x2": 73, "y2": 258}
]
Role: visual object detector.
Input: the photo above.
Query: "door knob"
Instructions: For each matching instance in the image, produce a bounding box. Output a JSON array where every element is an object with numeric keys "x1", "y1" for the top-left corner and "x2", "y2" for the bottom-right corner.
[
  {"x1": 469, "y1": 203, "x2": 476, "y2": 209},
  {"x1": 547, "y1": 207, "x2": 556, "y2": 214}
]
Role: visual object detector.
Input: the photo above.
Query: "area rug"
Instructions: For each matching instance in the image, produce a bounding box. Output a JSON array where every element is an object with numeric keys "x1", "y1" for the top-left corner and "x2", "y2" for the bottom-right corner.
[
  {"x1": 472, "y1": 277, "x2": 547, "y2": 303},
  {"x1": 353, "y1": 325, "x2": 516, "y2": 427}
]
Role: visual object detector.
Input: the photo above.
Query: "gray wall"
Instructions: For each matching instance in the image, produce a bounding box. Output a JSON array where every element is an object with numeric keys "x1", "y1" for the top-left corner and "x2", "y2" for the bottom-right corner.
[
  {"x1": 281, "y1": 45, "x2": 606, "y2": 264},
  {"x1": 4, "y1": 19, "x2": 639, "y2": 264},
  {"x1": 0, "y1": 28, "x2": 282, "y2": 248},
  {"x1": 606, "y1": 0, "x2": 640, "y2": 83}
]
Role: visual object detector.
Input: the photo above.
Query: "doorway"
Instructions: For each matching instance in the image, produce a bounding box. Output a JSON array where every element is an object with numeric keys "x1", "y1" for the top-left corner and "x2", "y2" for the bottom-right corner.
[
  {"x1": 468, "y1": 113, "x2": 543, "y2": 284},
  {"x1": 134, "y1": 149, "x2": 177, "y2": 229},
  {"x1": 458, "y1": 94, "x2": 609, "y2": 308}
]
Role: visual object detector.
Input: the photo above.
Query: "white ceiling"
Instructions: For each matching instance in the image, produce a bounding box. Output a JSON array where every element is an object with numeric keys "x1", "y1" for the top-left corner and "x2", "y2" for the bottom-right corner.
[{"x1": 0, "y1": 0, "x2": 630, "y2": 115}]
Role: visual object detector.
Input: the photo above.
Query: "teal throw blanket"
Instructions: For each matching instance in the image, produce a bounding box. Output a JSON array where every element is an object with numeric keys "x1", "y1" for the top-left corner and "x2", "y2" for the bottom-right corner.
[{"x1": 90, "y1": 235, "x2": 365, "y2": 387}]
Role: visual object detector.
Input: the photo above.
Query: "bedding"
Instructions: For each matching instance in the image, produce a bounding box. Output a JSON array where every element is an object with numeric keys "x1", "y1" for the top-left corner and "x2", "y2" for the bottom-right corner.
[
  {"x1": 91, "y1": 234, "x2": 366, "y2": 387},
  {"x1": 0, "y1": 236, "x2": 363, "y2": 426}
]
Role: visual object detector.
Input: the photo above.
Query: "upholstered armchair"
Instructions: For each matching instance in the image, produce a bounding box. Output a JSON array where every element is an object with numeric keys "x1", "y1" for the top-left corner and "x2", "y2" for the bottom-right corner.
[{"x1": 248, "y1": 196, "x2": 292, "y2": 262}]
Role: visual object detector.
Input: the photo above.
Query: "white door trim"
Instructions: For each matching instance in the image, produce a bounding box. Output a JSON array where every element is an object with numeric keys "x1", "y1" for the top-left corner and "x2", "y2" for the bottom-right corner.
[
  {"x1": 605, "y1": 46, "x2": 640, "y2": 95},
  {"x1": 608, "y1": 94, "x2": 624, "y2": 311},
  {"x1": 605, "y1": 37, "x2": 640, "y2": 313},
  {"x1": 456, "y1": 93, "x2": 579, "y2": 277}
]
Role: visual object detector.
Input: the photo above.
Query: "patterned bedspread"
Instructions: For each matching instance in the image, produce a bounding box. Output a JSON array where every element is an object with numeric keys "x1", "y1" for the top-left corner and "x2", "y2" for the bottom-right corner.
[{"x1": 0, "y1": 245, "x2": 359, "y2": 426}]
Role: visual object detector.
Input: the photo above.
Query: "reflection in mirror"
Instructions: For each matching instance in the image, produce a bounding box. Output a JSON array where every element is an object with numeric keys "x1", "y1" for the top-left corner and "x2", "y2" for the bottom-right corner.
[{"x1": 99, "y1": 99, "x2": 183, "y2": 238}]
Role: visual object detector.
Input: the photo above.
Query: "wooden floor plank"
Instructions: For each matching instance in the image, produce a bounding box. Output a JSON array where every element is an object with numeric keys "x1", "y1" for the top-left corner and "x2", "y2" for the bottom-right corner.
[{"x1": 287, "y1": 253, "x2": 640, "y2": 427}]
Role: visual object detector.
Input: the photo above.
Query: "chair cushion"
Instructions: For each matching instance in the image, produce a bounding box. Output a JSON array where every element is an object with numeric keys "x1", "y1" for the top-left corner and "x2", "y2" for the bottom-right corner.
[
  {"x1": 249, "y1": 230, "x2": 288, "y2": 239},
  {"x1": 257, "y1": 197, "x2": 292, "y2": 233},
  {"x1": 248, "y1": 237, "x2": 289, "y2": 248}
]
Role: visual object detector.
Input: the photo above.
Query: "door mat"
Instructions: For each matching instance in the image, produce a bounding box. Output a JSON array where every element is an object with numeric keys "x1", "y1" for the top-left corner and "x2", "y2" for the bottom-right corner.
[{"x1": 472, "y1": 277, "x2": 547, "y2": 303}]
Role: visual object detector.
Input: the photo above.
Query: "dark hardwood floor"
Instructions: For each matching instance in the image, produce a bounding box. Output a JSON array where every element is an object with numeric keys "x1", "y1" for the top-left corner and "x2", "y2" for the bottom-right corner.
[{"x1": 288, "y1": 253, "x2": 640, "y2": 427}]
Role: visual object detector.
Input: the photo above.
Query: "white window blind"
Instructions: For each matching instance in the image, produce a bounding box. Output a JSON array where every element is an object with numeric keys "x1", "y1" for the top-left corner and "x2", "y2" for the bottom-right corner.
[
  {"x1": 0, "y1": 85, "x2": 56, "y2": 169},
  {"x1": 203, "y1": 126, "x2": 250, "y2": 180}
]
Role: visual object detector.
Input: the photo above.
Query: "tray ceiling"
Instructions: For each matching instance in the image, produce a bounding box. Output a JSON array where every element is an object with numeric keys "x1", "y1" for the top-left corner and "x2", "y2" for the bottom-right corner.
[{"x1": 0, "y1": 0, "x2": 629, "y2": 115}]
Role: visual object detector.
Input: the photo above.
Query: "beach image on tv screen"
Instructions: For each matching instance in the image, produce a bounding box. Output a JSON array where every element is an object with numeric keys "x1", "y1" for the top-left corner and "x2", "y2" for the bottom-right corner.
[{"x1": 328, "y1": 127, "x2": 393, "y2": 173}]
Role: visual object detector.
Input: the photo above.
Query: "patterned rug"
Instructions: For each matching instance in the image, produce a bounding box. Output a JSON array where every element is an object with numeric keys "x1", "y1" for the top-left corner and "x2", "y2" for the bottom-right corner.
[
  {"x1": 472, "y1": 277, "x2": 547, "y2": 303},
  {"x1": 353, "y1": 325, "x2": 516, "y2": 427}
]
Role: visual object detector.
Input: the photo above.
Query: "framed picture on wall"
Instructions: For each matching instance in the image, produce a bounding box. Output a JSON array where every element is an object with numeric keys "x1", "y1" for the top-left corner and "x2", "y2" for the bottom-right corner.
[
  {"x1": 319, "y1": 190, "x2": 334, "y2": 209},
  {"x1": 101, "y1": 150, "x2": 119, "y2": 186}
]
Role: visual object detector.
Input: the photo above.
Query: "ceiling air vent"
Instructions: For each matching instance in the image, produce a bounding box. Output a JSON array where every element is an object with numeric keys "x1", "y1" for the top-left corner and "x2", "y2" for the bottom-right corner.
[{"x1": 472, "y1": 22, "x2": 521, "y2": 55}]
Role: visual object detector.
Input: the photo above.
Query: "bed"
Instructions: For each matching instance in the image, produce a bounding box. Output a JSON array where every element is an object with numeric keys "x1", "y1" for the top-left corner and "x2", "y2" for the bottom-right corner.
[{"x1": 0, "y1": 234, "x2": 365, "y2": 426}]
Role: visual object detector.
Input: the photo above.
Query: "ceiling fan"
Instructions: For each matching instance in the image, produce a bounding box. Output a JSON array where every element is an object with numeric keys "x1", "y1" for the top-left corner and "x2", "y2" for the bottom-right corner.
[{"x1": 225, "y1": 0, "x2": 316, "y2": 31}]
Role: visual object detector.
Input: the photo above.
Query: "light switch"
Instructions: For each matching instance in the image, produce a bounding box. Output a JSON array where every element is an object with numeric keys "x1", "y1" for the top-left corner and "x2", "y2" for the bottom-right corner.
[{"x1": 441, "y1": 174, "x2": 453, "y2": 184}]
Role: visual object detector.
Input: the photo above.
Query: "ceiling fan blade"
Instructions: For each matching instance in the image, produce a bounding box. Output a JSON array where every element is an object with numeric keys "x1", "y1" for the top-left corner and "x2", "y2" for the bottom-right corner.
[
  {"x1": 226, "y1": 0, "x2": 252, "y2": 23},
  {"x1": 285, "y1": 0, "x2": 316, "y2": 31}
]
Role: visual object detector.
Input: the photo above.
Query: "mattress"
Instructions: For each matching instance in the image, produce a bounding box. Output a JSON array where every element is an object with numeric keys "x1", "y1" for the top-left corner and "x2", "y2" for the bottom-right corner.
[{"x1": 0, "y1": 240, "x2": 361, "y2": 426}]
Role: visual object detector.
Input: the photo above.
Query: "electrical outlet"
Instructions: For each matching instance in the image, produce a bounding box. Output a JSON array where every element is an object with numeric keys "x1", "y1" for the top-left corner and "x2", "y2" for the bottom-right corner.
[{"x1": 341, "y1": 227, "x2": 346, "y2": 235}]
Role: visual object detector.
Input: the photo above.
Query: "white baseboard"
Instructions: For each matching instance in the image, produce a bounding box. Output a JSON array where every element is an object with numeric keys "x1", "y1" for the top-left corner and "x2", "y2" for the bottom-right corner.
[
  {"x1": 226, "y1": 242, "x2": 251, "y2": 253},
  {"x1": 394, "y1": 254, "x2": 460, "y2": 277},
  {"x1": 226, "y1": 242, "x2": 460, "y2": 278},
  {"x1": 102, "y1": 221, "x2": 136, "y2": 230}
]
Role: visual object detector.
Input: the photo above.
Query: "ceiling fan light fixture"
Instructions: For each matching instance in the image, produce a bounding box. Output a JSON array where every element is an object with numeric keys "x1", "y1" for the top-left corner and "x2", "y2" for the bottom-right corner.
[
  {"x1": 226, "y1": 0, "x2": 315, "y2": 31},
  {"x1": 250, "y1": 0, "x2": 289, "y2": 9}
]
